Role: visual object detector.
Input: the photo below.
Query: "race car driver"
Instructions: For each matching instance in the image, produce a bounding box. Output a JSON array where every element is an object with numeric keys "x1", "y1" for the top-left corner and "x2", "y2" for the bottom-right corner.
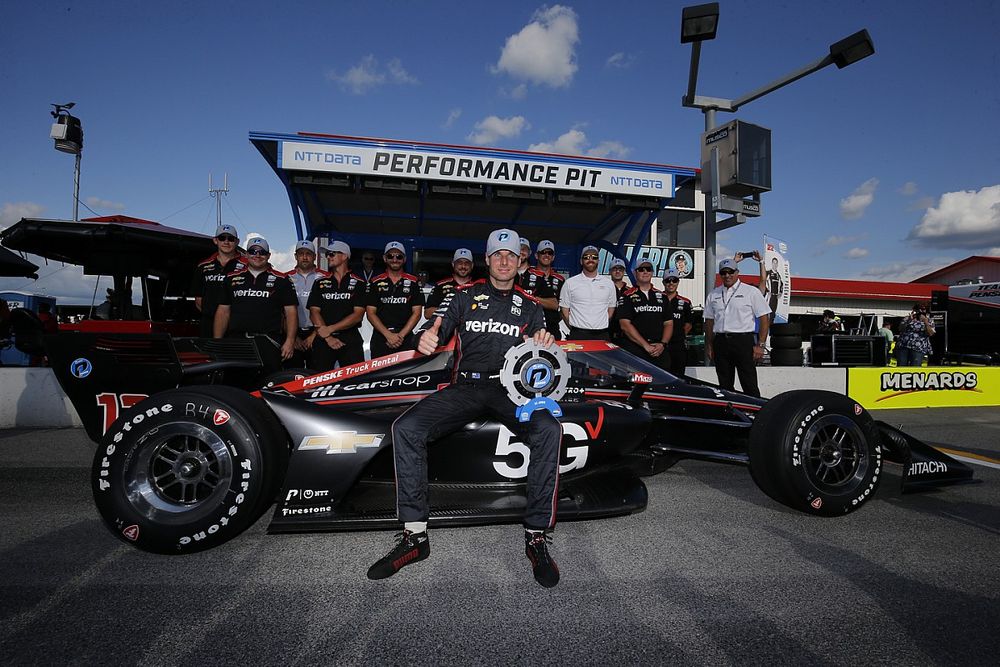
[
  {"x1": 423, "y1": 247, "x2": 474, "y2": 320},
  {"x1": 367, "y1": 228, "x2": 562, "y2": 588},
  {"x1": 214, "y1": 236, "x2": 298, "y2": 375},
  {"x1": 307, "y1": 241, "x2": 367, "y2": 370}
]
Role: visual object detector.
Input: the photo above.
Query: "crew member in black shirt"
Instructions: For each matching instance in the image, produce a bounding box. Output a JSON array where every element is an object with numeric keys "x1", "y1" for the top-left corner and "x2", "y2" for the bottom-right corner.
[
  {"x1": 424, "y1": 248, "x2": 474, "y2": 320},
  {"x1": 308, "y1": 241, "x2": 367, "y2": 370},
  {"x1": 190, "y1": 223, "x2": 246, "y2": 337},
  {"x1": 608, "y1": 257, "x2": 629, "y2": 344},
  {"x1": 617, "y1": 259, "x2": 674, "y2": 371},
  {"x1": 662, "y1": 268, "x2": 693, "y2": 377},
  {"x1": 214, "y1": 236, "x2": 298, "y2": 374},
  {"x1": 366, "y1": 241, "x2": 424, "y2": 359},
  {"x1": 366, "y1": 228, "x2": 561, "y2": 589},
  {"x1": 534, "y1": 240, "x2": 566, "y2": 339}
]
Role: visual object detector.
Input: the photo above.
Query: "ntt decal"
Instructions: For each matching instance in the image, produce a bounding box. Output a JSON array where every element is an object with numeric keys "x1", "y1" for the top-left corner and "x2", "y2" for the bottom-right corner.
[{"x1": 280, "y1": 141, "x2": 673, "y2": 199}]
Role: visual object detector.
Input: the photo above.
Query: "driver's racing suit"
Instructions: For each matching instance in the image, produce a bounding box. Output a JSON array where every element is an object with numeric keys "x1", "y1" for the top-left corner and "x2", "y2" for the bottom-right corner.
[{"x1": 391, "y1": 278, "x2": 562, "y2": 530}]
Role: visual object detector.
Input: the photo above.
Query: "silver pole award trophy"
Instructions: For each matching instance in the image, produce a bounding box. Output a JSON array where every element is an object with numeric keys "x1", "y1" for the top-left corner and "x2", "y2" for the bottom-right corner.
[{"x1": 500, "y1": 340, "x2": 570, "y2": 422}]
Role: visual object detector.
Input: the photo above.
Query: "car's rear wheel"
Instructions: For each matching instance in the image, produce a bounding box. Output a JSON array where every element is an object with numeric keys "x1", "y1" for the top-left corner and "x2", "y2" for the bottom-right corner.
[
  {"x1": 91, "y1": 386, "x2": 288, "y2": 554},
  {"x1": 748, "y1": 390, "x2": 882, "y2": 516}
]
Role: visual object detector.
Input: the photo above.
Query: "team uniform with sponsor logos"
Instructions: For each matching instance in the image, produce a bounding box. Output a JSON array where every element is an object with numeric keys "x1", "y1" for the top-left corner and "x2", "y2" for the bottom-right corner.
[
  {"x1": 218, "y1": 267, "x2": 298, "y2": 374},
  {"x1": 367, "y1": 272, "x2": 425, "y2": 359},
  {"x1": 536, "y1": 269, "x2": 566, "y2": 340},
  {"x1": 664, "y1": 294, "x2": 693, "y2": 377},
  {"x1": 617, "y1": 286, "x2": 672, "y2": 371},
  {"x1": 190, "y1": 253, "x2": 247, "y2": 337},
  {"x1": 307, "y1": 272, "x2": 367, "y2": 370},
  {"x1": 286, "y1": 267, "x2": 330, "y2": 368},
  {"x1": 392, "y1": 279, "x2": 561, "y2": 530},
  {"x1": 425, "y1": 277, "x2": 470, "y2": 315},
  {"x1": 610, "y1": 282, "x2": 628, "y2": 344}
]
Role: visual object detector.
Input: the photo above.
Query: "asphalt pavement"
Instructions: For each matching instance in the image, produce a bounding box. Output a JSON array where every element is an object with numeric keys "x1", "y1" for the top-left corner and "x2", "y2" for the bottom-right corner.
[{"x1": 1, "y1": 407, "x2": 998, "y2": 666}]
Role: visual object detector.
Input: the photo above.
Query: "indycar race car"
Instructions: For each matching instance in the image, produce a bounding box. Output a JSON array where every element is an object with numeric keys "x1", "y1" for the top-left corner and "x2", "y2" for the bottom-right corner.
[{"x1": 44, "y1": 333, "x2": 975, "y2": 555}]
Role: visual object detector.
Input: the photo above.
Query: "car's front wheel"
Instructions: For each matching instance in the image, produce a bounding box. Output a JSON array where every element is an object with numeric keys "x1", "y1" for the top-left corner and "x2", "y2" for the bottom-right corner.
[
  {"x1": 91, "y1": 386, "x2": 287, "y2": 553},
  {"x1": 748, "y1": 390, "x2": 882, "y2": 516}
]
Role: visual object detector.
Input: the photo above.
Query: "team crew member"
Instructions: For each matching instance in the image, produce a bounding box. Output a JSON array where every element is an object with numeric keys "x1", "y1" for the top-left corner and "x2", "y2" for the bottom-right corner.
[
  {"x1": 608, "y1": 257, "x2": 629, "y2": 344},
  {"x1": 704, "y1": 258, "x2": 771, "y2": 397},
  {"x1": 190, "y1": 224, "x2": 247, "y2": 337},
  {"x1": 617, "y1": 260, "x2": 674, "y2": 370},
  {"x1": 285, "y1": 240, "x2": 329, "y2": 368},
  {"x1": 367, "y1": 228, "x2": 561, "y2": 588},
  {"x1": 533, "y1": 240, "x2": 566, "y2": 340},
  {"x1": 214, "y1": 237, "x2": 298, "y2": 375},
  {"x1": 560, "y1": 245, "x2": 617, "y2": 340},
  {"x1": 662, "y1": 269, "x2": 693, "y2": 377},
  {"x1": 424, "y1": 248, "x2": 474, "y2": 320},
  {"x1": 359, "y1": 251, "x2": 378, "y2": 282},
  {"x1": 366, "y1": 241, "x2": 424, "y2": 359},
  {"x1": 517, "y1": 237, "x2": 533, "y2": 276},
  {"x1": 308, "y1": 241, "x2": 367, "y2": 370}
]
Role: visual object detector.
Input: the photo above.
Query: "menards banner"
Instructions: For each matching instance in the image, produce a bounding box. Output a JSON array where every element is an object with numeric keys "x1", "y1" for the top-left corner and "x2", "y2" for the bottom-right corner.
[
  {"x1": 279, "y1": 141, "x2": 674, "y2": 199},
  {"x1": 848, "y1": 367, "x2": 1000, "y2": 409}
]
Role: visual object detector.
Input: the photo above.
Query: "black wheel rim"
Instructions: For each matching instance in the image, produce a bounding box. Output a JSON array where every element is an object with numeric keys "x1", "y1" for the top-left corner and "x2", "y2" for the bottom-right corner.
[
  {"x1": 802, "y1": 414, "x2": 869, "y2": 492},
  {"x1": 124, "y1": 422, "x2": 233, "y2": 524}
]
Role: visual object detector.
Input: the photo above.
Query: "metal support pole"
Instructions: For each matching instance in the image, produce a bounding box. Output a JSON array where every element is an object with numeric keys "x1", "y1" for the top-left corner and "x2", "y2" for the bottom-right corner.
[
  {"x1": 702, "y1": 108, "x2": 716, "y2": 365},
  {"x1": 72, "y1": 153, "x2": 81, "y2": 222}
]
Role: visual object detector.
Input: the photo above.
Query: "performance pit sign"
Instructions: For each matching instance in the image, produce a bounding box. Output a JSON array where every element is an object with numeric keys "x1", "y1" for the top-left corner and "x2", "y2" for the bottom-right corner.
[{"x1": 280, "y1": 141, "x2": 674, "y2": 199}]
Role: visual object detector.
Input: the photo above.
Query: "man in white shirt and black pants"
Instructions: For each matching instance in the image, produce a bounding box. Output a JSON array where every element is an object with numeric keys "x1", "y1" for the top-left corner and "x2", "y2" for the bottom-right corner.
[
  {"x1": 559, "y1": 245, "x2": 618, "y2": 340},
  {"x1": 703, "y1": 258, "x2": 770, "y2": 397}
]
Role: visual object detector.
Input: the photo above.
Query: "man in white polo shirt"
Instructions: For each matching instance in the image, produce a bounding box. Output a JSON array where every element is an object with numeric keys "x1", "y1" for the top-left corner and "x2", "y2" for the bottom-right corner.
[
  {"x1": 703, "y1": 258, "x2": 771, "y2": 397},
  {"x1": 559, "y1": 245, "x2": 618, "y2": 340}
]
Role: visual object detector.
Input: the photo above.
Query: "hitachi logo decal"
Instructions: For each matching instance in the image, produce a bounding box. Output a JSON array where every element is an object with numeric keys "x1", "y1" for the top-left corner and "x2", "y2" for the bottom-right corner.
[
  {"x1": 464, "y1": 319, "x2": 522, "y2": 336},
  {"x1": 881, "y1": 371, "x2": 978, "y2": 392},
  {"x1": 908, "y1": 461, "x2": 948, "y2": 475},
  {"x1": 233, "y1": 288, "x2": 270, "y2": 298}
]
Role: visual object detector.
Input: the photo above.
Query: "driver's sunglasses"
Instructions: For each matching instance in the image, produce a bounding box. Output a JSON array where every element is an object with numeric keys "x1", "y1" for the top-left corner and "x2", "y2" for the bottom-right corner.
[
  {"x1": 636, "y1": 266, "x2": 653, "y2": 272},
  {"x1": 537, "y1": 249, "x2": 554, "y2": 256},
  {"x1": 665, "y1": 277, "x2": 680, "y2": 283},
  {"x1": 247, "y1": 249, "x2": 269, "y2": 257},
  {"x1": 216, "y1": 235, "x2": 237, "y2": 243},
  {"x1": 385, "y1": 253, "x2": 405, "y2": 261},
  {"x1": 582, "y1": 254, "x2": 599, "y2": 260},
  {"x1": 720, "y1": 269, "x2": 736, "y2": 276}
]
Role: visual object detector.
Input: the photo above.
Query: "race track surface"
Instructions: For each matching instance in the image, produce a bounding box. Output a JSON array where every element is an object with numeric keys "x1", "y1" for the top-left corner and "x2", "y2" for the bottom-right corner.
[{"x1": 1, "y1": 407, "x2": 998, "y2": 665}]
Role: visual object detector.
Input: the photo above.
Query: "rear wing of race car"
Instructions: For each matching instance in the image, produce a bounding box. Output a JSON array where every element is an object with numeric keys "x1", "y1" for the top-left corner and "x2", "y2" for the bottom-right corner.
[{"x1": 45, "y1": 333, "x2": 267, "y2": 441}]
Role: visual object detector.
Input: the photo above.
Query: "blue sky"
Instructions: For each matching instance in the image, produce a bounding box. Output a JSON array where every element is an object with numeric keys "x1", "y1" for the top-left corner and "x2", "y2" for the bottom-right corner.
[{"x1": 1, "y1": 0, "x2": 998, "y2": 301}]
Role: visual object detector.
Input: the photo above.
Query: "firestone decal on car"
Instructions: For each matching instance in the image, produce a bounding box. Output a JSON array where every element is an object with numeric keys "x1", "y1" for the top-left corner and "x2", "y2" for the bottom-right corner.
[{"x1": 176, "y1": 458, "x2": 253, "y2": 548}]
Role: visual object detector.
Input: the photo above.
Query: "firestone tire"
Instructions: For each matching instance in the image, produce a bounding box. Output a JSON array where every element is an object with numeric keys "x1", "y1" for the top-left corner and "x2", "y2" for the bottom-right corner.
[
  {"x1": 770, "y1": 322, "x2": 802, "y2": 336},
  {"x1": 748, "y1": 390, "x2": 882, "y2": 516},
  {"x1": 91, "y1": 386, "x2": 288, "y2": 554}
]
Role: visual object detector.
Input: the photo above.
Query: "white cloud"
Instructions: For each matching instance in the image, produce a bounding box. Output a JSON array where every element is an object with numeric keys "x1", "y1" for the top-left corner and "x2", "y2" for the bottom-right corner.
[
  {"x1": 327, "y1": 55, "x2": 418, "y2": 94},
  {"x1": 85, "y1": 196, "x2": 125, "y2": 211},
  {"x1": 507, "y1": 83, "x2": 528, "y2": 100},
  {"x1": 587, "y1": 141, "x2": 631, "y2": 159},
  {"x1": 857, "y1": 256, "x2": 956, "y2": 282},
  {"x1": 443, "y1": 108, "x2": 462, "y2": 129},
  {"x1": 844, "y1": 247, "x2": 869, "y2": 259},
  {"x1": 605, "y1": 52, "x2": 634, "y2": 69},
  {"x1": 908, "y1": 185, "x2": 1000, "y2": 249},
  {"x1": 530, "y1": 127, "x2": 631, "y2": 159},
  {"x1": 824, "y1": 234, "x2": 865, "y2": 246},
  {"x1": 1, "y1": 201, "x2": 45, "y2": 227},
  {"x1": 493, "y1": 5, "x2": 579, "y2": 88},
  {"x1": 898, "y1": 181, "x2": 918, "y2": 196},
  {"x1": 467, "y1": 115, "x2": 529, "y2": 145},
  {"x1": 839, "y1": 177, "x2": 878, "y2": 220}
]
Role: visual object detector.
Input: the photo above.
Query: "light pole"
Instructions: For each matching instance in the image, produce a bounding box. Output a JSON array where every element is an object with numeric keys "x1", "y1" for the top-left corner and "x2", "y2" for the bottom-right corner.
[
  {"x1": 49, "y1": 103, "x2": 84, "y2": 221},
  {"x1": 679, "y1": 3, "x2": 875, "y2": 360}
]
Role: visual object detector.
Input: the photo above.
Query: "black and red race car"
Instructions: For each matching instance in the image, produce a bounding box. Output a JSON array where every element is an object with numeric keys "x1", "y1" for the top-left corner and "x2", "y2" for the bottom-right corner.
[{"x1": 44, "y1": 332, "x2": 973, "y2": 555}]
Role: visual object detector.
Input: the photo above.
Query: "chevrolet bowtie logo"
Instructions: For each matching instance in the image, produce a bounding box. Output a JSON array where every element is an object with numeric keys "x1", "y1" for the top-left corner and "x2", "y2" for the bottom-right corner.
[
  {"x1": 298, "y1": 432, "x2": 384, "y2": 454},
  {"x1": 560, "y1": 343, "x2": 584, "y2": 351}
]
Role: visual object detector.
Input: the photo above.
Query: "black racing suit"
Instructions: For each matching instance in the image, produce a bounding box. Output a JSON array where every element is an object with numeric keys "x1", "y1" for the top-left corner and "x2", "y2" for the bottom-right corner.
[{"x1": 391, "y1": 278, "x2": 562, "y2": 530}]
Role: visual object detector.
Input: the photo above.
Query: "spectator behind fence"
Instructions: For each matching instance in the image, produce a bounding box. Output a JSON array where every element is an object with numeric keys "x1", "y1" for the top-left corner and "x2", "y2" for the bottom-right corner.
[{"x1": 895, "y1": 303, "x2": 935, "y2": 366}]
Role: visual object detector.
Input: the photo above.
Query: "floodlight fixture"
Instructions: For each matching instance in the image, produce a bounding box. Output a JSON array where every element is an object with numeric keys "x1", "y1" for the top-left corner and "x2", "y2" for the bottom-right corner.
[
  {"x1": 829, "y1": 29, "x2": 875, "y2": 69},
  {"x1": 680, "y1": 3, "x2": 719, "y2": 43}
]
